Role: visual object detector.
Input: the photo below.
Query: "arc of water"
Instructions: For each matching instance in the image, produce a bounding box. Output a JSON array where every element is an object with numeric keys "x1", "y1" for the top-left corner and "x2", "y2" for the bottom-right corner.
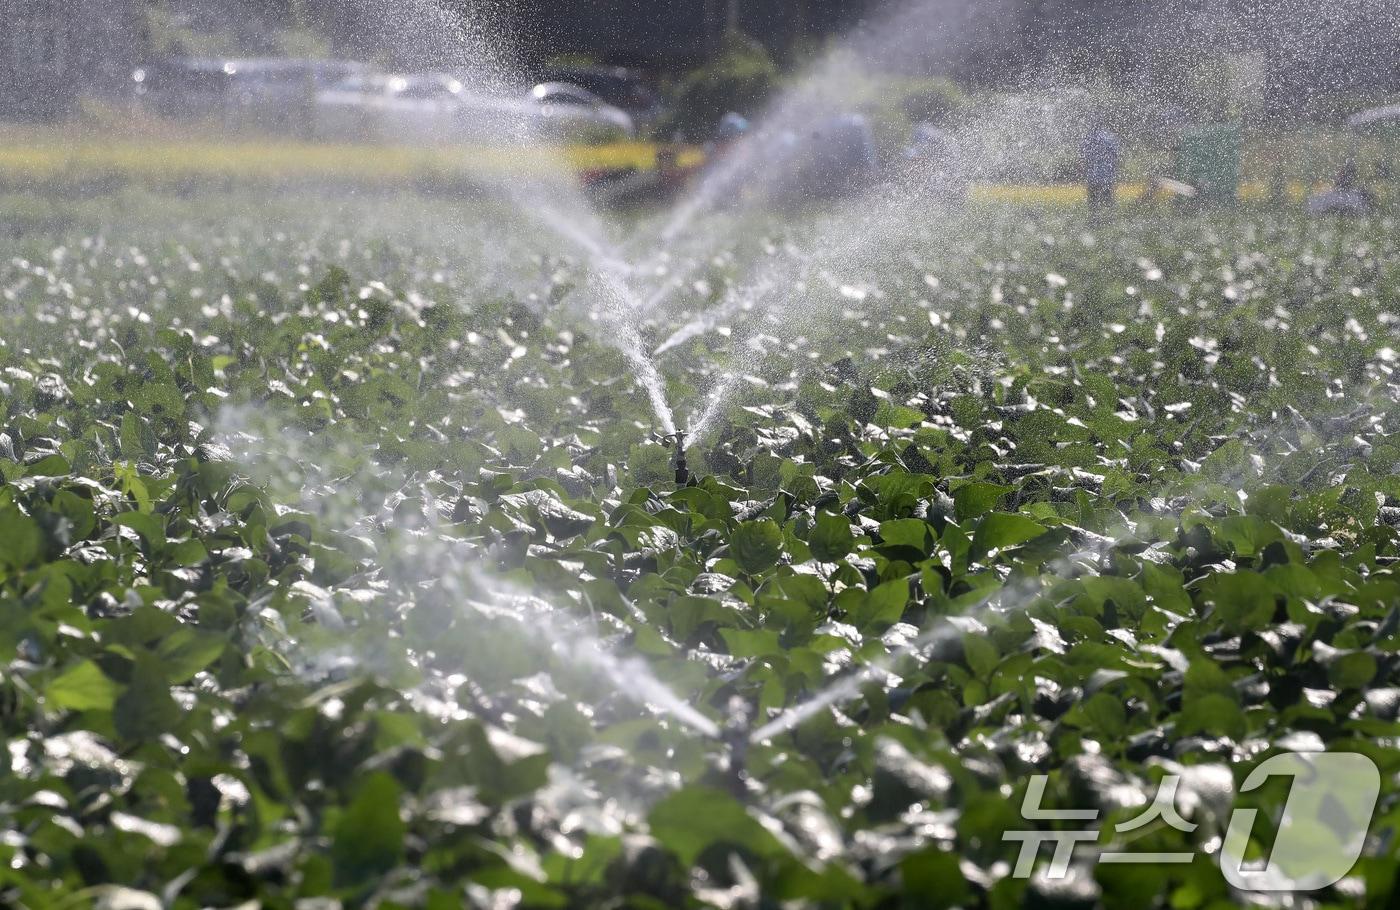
[
  {"x1": 678, "y1": 83, "x2": 1090, "y2": 440},
  {"x1": 749, "y1": 539, "x2": 1113, "y2": 743},
  {"x1": 654, "y1": 274, "x2": 779, "y2": 357},
  {"x1": 654, "y1": 0, "x2": 1020, "y2": 245},
  {"x1": 338, "y1": 0, "x2": 675, "y2": 432},
  {"x1": 467, "y1": 571, "x2": 721, "y2": 739},
  {"x1": 588, "y1": 271, "x2": 679, "y2": 433}
]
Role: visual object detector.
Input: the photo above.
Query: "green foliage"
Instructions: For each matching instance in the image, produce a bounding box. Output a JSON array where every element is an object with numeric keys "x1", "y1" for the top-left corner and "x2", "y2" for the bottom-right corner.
[
  {"x1": 1, "y1": 193, "x2": 1399, "y2": 907},
  {"x1": 666, "y1": 31, "x2": 779, "y2": 140},
  {"x1": 898, "y1": 77, "x2": 968, "y2": 125}
]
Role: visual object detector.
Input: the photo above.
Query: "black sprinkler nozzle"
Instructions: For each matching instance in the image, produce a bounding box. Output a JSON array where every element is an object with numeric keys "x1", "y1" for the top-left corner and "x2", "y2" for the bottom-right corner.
[{"x1": 660, "y1": 431, "x2": 690, "y2": 486}]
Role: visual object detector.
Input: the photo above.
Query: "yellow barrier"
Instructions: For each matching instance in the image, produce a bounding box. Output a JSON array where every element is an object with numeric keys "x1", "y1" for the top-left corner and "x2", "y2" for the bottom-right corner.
[
  {"x1": 0, "y1": 139, "x2": 706, "y2": 184},
  {"x1": 0, "y1": 136, "x2": 1351, "y2": 206},
  {"x1": 969, "y1": 182, "x2": 1326, "y2": 205}
]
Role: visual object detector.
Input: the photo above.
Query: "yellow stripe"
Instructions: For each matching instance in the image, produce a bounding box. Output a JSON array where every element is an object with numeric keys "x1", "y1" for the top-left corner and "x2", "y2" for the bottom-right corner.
[
  {"x1": 0, "y1": 137, "x2": 1372, "y2": 205},
  {"x1": 0, "y1": 140, "x2": 701, "y2": 182}
]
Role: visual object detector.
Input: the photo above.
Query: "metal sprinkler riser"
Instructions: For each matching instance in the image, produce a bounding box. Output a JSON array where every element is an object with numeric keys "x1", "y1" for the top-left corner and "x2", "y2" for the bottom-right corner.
[{"x1": 659, "y1": 430, "x2": 690, "y2": 486}]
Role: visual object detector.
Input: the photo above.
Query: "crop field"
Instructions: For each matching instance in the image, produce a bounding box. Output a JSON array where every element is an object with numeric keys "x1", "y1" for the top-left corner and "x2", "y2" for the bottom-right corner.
[{"x1": 2, "y1": 189, "x2": 1400, "y2": 908}]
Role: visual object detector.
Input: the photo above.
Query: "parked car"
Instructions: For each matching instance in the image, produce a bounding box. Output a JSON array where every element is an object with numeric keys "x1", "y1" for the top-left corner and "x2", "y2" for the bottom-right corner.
[
  {"x1": 317, "y1": 72, "x2": 628, "y2": 145},
  {"x1": 529, "y1": 83, "x2": 635, "y2": 138},
  {"x1": 131, "y1": 58, "x2": 234, "y2": 118},
  {"x1": 540, "y1": 65, "x2": 662, "y2": 124},
  {"x1": 316, "y1": 73, "x2": 467, "y2": 142},
  {"x1": 133, "y1": 57, "x2": 378, "y2": 136},
  {"x1": 134, "y1": 58, "x2": 374, "y2": 112}
]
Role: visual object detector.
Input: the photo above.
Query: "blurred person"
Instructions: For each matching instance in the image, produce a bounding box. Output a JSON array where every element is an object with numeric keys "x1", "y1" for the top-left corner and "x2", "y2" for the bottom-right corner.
[
  {"x1": 905, "y1": 120, "x2": 966, "y2": 202},
  {"x1": 781, "y1": 111, "x2": 878, "y2": 205},
  {"x1": 828, "y1": 111, "x2": 879, "y2": 190},
  {"x1": 1082, "y1": 123, "x2": 1122, "y2": 216},
  {"x1": 707, "y1": 112, "x2": 750, "y2": 160},
  {"x1": 1307, "y1": 157, "x2": 1374, "y2": 215}
]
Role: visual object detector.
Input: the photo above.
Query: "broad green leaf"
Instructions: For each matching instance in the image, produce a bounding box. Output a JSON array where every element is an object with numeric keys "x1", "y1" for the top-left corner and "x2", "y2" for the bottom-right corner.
[
  {"x1": 0, "y1": 508, "x2": 44, "y2": 569},
  {"x1": 875, "y1": 400, "x2": 926, "y2": 429},
  {"x1": 131, "y1": 382, "x2": 186, "y2": 419},
  {"x1": 808, "y1": 510, "x2": 854, "y2": 562},
  {"x1": 47, "y1": 661, "x2": 118, "y2": 712},
  {"x1": 969, "y1": 512, "x2": 1047, "y2": 560},
  {"x1": 1178, "y1": 692, "x2": 1245, "y2": 739},
  {"x1": 114, "y1": 511, "x2": 168, "y2": 554},
  {"x1": 1214, "y1": 515, "x2": 1284, "y2": 558},
  {"x1": 731, "y1": 519, "x2": 784, "y2": 575},
  {"x1": 158, "y1": 630, "x2": 230, "y2": 683},
  {"x1": 113, "y1": 655, "x2": 181, "y2": 740},
  {"x1": 962, "y1": 634, "x2": 1000, "y2": 677},
  {"x1": 25, "y1": 454, "x2": 71, "y2": 478},
  {"x1": 648, "y1": 787, "x2": 785, "y2": 866},
  {"x1": 899, "y1": 849, "x2": 969, "y2": 908},
  {"x1": 879, "y1": 518, "x2": 932, "y2": 552},
  {"x1": 953, "y1": 482, "x2": 1012, "y2": 521},
  {"x1": 1202, "y1": 572, "x2": 1275, "y2": 632},
  {"x1": 848, "y1": 579, "x2": 910, "y2": 629},
  {"x1": 332, "y1": 772, "x2": 405, "y2": 886},
  {"x1": 1327, "y1": 651, "x2": 1378, "y2": 690}
]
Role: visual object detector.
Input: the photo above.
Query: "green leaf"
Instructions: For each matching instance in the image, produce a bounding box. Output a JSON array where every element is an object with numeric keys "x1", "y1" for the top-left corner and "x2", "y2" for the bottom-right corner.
[
  {"x1": 47, "y1": 660, "x2": 119, "y2": 712},
  {"x1": 51, "y1": 490, "x2": 97, "y2": 540},
  {"x1": 878, "y1": 518, "x2": 932, "y2": 552},
  {"x1": 1078, "y1": 692, "x2": 1127, "y2": 738},
  {"x1": 875, "y1": 400, "x2": 926, "y2": 429},
  {"x1": 158, "y1": 630, "x2": 229, "y2": 683},
  {"x1": 121, "y1": 412, "x2": 150, "y2": 458},
  {"x1": 808, "y1": 510, "x2": 854, "y2": 562},
  {"x1": 1140, "y1": 563, "x2": 1192, "y2": 615},
  {"x1": 506, "y1": 491, "x2": 594, "y2": 539},
  {"x1": 1327, "y1": 651, "x2": 1378, "y2": 690},
  {"x1": 1214, "y1": 515, "x2": 1283, "y2": 558},
  {"x1": 670, "y1": 487, "x2": 734, "y2": 520},
  {"x1": 969, "y1": 512, "x2": 1047, "y2": 560},
  {"x1": 731, "y1": 519, "x2": 784, "y2": 575},
  {"x1": 113, "y1": 655, "x2": 181, "y2": 740},
  {"x1": 131, "y1": 382, "x2": 186, "y2": 419},
  {"x1": 720, "y1": 627, "x2": 784, "y2": 658},
  {"x1": 767, "y1": 574, "x2": 828, "y2": 610},
  {"x1": 112, "y1": 462, "x2": 153, "y2": 513},
  {"x1": 0, "y1": 508, "x2": 44, "y2": 569},
  {"x1": 1202, "y1": 572, "x2": 1275, "y2": 632},
  {"x1": 849, "y1": 579, "x2": 911, "y2": 629},
  {"x1": 962, "y1": 633, "x2": 1000, "y2": 677},
  {"x1": 1178, "y1": 692, "x2": 1245, "y2": 739},
  {"x1": 1183, "y1": 658, "x2": 1236, "y2": 702},
  {"x1": 166, "y1": 539, "x2": 209, "y2": 567},
  {"x1": 953, "y1": 482, "x2": 1012, "y2": 521},
  {"x1": 113, "y1": 512, "x2": 167, "y2": 554},
  {"x1": 899, "y1": 849, "x2": 969, "y2": 909},
  {"x1": 1079, "y1": 576, "x2": 1149, "y2": 619},
  {"x1": 332, "y1": 772, "x2": 406, "y2": 886},
  {"x1": 648, "y1": 787, "x2": 784, "y2": 867},
  {"x1": 1201, "y1": 438, "x2": 1250, "y2": 481},
  {"x1": 25, "y1": 454, "x2": 71, "y2": 478}
]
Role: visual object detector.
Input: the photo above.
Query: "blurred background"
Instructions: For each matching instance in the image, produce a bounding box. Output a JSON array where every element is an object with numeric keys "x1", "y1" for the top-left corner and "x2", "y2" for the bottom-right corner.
[{"x1": 1, "y1": 0, "x2": 1397, "y2": 202}]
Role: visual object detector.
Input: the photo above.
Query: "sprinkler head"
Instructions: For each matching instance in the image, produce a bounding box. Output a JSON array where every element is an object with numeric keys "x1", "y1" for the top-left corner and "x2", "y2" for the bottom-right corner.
[{"x1": 658, "y1": 431, "x2": 690, "y2": 486}]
